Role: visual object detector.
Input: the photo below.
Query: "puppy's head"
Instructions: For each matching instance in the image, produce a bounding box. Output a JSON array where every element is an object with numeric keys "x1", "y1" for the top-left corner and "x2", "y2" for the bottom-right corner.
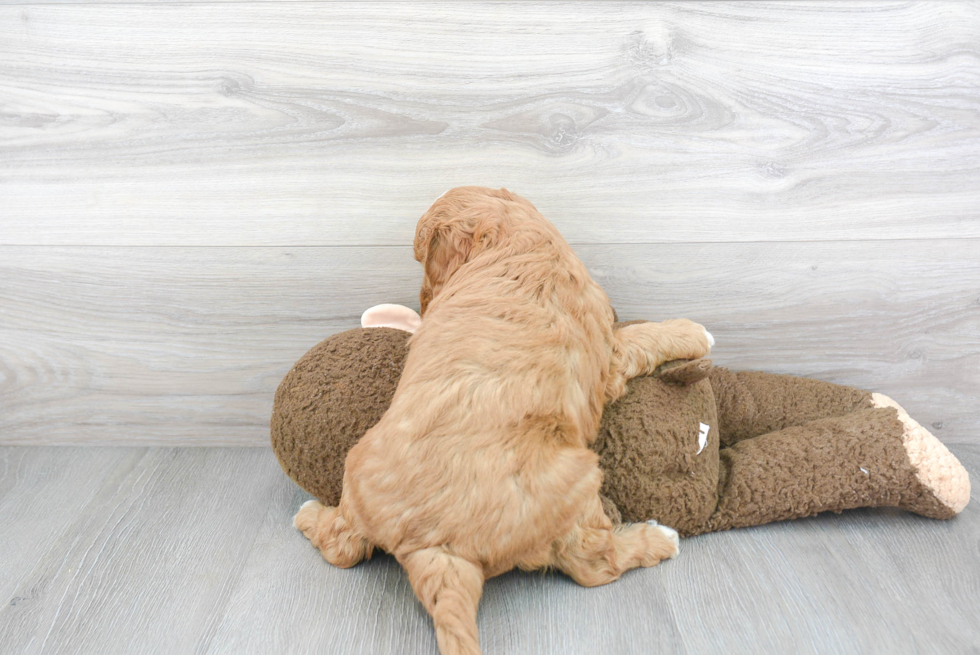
[{"x1": 414, "y1": 187, "x2": 515, "y2": 315}]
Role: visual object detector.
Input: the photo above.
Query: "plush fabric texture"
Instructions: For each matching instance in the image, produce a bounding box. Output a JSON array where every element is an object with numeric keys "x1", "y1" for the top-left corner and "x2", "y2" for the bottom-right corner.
[
  {"x1": 708, "y1": 407, "x2": 954, "y2": 534},
  {"x1": 593, "y1": 371, "x2": 719, "y2": 536},
  {"x1": 271, "y1": 325, "x2": 968, "y2": 537},
  {"x1": 870, "y1": 393, "x2": 971, "y2": 514},
  {"x1": 708, "y1": 368, "x2": 874, "y2": 447},
  {"x1": 271, "y1": 328, "x2": 409, "y2": 507}
]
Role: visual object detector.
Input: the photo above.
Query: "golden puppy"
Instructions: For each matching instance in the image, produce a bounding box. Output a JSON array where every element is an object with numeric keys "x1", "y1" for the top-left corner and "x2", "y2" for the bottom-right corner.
[{"x1": 295, "y1": 187, "x2": 712, "y2": 655}]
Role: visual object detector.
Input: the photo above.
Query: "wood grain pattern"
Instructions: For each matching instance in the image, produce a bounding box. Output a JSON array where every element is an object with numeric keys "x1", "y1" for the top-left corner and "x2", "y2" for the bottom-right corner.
[
  {"x1": 2, "y1": 2, "x2": 977, "y2": 651},
  {"x1": 0, "y1": 448, "x2": 140, "y2": 605},
  {"x1": 0, "y1": 447, "x2": 285, "y2": 655},
  {"x1": 1, "y1": 1, "x2": 978, "y2": 245},
  {"x1": 1, "y1": 445, "x2": 977, "y2": 653},
  {"x1": 2, "y1": 240, "x2": 977, "y2": 446}
]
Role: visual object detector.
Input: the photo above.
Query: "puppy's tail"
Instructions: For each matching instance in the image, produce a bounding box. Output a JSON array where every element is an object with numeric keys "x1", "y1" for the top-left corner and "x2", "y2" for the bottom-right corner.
[{"x1": 399, "y1": 547, "x2": 485, "y2": 655}]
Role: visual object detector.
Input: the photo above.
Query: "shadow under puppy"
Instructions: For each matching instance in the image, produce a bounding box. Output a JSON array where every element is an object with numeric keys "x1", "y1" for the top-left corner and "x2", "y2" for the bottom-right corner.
[{"x1": 294, "y1": 187, "x2": 713, "y2": 655}]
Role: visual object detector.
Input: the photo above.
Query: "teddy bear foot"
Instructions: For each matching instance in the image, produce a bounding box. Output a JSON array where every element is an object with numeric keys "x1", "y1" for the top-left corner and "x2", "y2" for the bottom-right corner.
[{"x1": 872, "y1": 394, "x2": 971, "y2": 515}]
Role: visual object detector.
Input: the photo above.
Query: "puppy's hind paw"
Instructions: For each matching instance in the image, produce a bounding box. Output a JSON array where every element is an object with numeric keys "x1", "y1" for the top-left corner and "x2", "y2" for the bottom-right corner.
[
  {"x1": 646, "y1": 520, "x2": 680, "y2": 559},
  {"x1": 294, "y1": 499, "x2": 327, "y2": 536},
  {"x1": 293, "y1": 499, "x2": 372, "y2": 568},
  {"x1": 703, "y1": 328, "x2": 715, "y2": 348}
]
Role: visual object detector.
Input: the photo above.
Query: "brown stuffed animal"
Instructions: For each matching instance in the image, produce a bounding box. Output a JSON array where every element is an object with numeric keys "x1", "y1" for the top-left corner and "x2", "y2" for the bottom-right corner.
[{"x1": 271, "y1": 305, "x2": 970, "y2": 537}]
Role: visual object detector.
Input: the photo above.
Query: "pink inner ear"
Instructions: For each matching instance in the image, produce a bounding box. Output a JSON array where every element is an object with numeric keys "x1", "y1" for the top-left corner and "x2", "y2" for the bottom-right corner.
[{"x1": 361, "y1": 304, "x2": 422, "y2": 333}]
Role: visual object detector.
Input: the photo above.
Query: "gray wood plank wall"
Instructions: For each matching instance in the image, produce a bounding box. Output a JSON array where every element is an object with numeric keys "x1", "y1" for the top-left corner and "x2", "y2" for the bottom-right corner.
[{"x1": 2, "y1": 2, "x2": 978, "y2": 445}]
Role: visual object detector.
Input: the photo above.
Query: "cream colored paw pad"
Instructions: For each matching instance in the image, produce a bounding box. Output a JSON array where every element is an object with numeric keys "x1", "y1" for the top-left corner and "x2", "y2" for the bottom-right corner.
[{"x1": 872, "y1": 394, "x2": 971, "y2": 514}]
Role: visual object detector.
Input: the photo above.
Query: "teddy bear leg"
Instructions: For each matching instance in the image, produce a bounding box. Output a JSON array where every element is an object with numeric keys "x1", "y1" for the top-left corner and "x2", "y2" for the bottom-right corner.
[
  {"x1": 709, "y1": 367, "x2": 876, "y2": 447},
  {"x1": 704, "y1": 407, "x2": 970, "y2": 535},
  {"x1": 294, "y1": 498, "x2": 373, "y2": 568},
  {"x1": 550, "y1": 495, "x2": 679, "y2": 587},
  {"x1": 870, "y1": 394, "x2": 970, "y2": 515}
]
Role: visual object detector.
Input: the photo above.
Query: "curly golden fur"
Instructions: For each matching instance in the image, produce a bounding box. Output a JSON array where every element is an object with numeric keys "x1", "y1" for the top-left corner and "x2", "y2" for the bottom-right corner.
[{"x1": 295, "y1": 187, "x2": 712, "y2": 655}]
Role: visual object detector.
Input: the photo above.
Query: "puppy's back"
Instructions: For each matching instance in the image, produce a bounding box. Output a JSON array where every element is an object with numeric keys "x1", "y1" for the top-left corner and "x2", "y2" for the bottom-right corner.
[{"x1": 345, "y1": 196, "x2": 615, "y2": 572}]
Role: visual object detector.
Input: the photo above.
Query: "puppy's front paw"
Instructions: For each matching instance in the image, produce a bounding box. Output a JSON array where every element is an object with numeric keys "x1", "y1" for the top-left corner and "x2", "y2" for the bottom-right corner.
[
  {"x1": 690, "y1": 323, "x2": 713, "y2": 355},
  {"x1": 663, "y1": 318, "x2": 713, "y2": 359}
]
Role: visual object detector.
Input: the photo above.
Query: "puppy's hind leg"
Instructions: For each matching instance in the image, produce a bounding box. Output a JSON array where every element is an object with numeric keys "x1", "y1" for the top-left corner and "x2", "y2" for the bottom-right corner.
[
  {"x1": 551, "y1": 496, "x2": 679, "y2": 588},
  {"x1": 294, "y1": 499, "x2": 372, "y2": 568},
  {"x1": 398, "y1": 547, "x2": 485, "y2": 655}
]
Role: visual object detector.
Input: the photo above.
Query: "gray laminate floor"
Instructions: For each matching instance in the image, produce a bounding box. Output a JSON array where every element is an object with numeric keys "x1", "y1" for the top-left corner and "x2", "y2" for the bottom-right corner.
[{"x1": 1, "y1": 445, "x2": 978, "y2": 654}]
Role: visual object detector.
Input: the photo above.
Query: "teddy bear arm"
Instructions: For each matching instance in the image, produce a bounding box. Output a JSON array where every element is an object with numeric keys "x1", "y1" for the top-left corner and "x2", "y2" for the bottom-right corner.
[
  {"x1": 708, "y1": 367, "x2": 875, "y2": 447},
  {"x1": 654, "y1": 358, "x2": 713, "y2": 385},
  {"x1": 702, "y1": 407, "x2": 964, "y2": 535}
]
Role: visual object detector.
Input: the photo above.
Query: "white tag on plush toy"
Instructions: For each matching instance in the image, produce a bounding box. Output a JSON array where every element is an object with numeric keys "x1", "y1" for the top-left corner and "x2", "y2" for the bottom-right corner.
[{"x1": 697, "y1": 423, "x2": 710, "y2": 454}]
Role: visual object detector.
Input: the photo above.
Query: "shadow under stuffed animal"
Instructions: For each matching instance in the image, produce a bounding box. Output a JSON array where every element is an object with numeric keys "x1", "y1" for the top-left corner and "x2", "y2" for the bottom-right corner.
[{"x1": 272, "y1": 303, "x2": 970, "y2": 537}]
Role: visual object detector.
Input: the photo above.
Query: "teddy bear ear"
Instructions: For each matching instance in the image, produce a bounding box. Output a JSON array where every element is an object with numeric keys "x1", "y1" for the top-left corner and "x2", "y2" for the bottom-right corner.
[
  {"x1": 361, "y1": 304, "x2": 422, "y2": 333},
  {"x1": 656, "y1": 358, "x2": 713, "y2": 385}
]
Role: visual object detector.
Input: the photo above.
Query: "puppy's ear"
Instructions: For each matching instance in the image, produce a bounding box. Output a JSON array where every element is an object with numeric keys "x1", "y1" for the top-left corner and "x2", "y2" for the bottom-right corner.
[
  {"x1": 416, "y1": 213, "x2": 499, "y2": 265},
  {"x1": 414, "y1": 220, "x2": 450, "y2": 316},
  {"x1": 416, "y1": 222, "x2": 472, "y2": 316},
  {"x1": 420, "y1": 223, "x2": 469, "y2": 279},
  {"x1": 415, "y1": 193, "x2": 503, "y2": 314}
]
